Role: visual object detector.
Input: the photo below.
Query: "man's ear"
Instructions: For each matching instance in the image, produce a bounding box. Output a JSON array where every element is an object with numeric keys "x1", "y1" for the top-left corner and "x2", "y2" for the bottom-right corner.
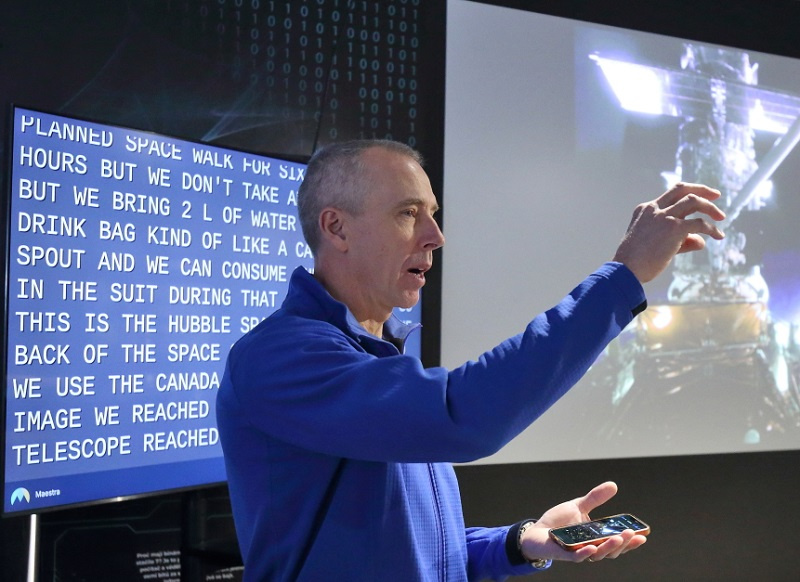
[{"x1": 319, "y1": 207, "x2": 349, "y2": 252}]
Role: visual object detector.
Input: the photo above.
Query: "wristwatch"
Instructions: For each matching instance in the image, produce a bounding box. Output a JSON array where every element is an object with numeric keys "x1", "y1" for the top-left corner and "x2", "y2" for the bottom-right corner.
[{"x1": 516, "y1": 520, "x2": 553, "y2": 571}]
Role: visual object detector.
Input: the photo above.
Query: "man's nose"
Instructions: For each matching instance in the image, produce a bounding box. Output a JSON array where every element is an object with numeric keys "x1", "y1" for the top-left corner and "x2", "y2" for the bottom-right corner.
[{"x1": 422, "y1": 215, "x2": 445, "y2": 250}]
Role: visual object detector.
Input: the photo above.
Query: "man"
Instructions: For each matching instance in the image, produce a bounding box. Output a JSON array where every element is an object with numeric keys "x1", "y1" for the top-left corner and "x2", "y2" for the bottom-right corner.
[{"x1": 216, "y1": 140, "x2": 725, "y2": 580}]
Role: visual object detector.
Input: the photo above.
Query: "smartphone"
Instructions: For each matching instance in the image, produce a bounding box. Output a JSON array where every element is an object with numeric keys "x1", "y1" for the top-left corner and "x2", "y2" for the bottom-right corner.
[{"x1": 548, "y1": 513, "x2": 650, "y2": 550}]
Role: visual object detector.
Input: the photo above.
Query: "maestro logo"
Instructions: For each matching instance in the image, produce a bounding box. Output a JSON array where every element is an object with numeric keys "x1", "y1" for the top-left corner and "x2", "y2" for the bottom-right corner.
[{"x1": 10, "y1": 487, "x2": 30, "y2": 505}]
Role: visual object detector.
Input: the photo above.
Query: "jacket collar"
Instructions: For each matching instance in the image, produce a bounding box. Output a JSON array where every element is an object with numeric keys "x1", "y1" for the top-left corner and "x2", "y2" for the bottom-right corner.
[{"x1": 283, "y1": 267, "x2": 420, "y2": 353}]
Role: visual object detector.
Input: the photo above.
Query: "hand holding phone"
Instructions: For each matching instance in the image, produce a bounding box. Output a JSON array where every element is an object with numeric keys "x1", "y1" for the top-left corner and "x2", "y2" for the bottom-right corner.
[{"x1": 548, "y1": 513, "x2": 650, "y2": 550}]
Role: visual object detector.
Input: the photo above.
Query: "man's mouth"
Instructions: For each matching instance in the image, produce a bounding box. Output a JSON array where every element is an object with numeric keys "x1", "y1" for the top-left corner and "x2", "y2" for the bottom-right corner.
[
  {"x1": 407, "y1": 266, "x2": 429, "y2": 281},
  {"x1": 406, "y1": 259, "x2": 431, "y2": 280}
]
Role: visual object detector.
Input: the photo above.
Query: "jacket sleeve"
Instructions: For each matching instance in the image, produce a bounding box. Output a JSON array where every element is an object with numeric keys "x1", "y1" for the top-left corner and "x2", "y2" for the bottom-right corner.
[
  {"x1": 223, "y1": 262, "x2": 645, "y2": 463},
  {"x1": 465, "y1": 526, "x2": 546, "y2": 580}
]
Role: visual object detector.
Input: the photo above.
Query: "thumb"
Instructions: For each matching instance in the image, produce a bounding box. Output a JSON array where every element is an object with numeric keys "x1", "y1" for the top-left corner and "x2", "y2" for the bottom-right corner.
[{"x1": 576, "y1": 481, "x2": 618, "y2": 516}]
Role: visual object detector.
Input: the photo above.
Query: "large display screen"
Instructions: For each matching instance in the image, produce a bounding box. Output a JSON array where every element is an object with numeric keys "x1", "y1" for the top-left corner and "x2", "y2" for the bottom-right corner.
[
  {"x1": 443, "y1": 0, "x2": 800, "y2": 462},
  {"x1": 3, "y1": 107, "x2": 310, "y2": 514},
  {"x1": 2, "y1": 107, "x2": 421, "y2": 515}
]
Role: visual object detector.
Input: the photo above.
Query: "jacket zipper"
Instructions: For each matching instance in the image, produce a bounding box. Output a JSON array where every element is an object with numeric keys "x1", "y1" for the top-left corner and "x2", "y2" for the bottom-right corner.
[{"x1": 428, "y1": 463, "x2": 447, "y2": 582}]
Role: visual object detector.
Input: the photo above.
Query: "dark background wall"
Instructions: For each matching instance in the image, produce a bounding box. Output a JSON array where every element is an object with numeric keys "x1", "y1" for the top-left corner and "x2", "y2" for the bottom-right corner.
[{"x1": 2, "y1": 0, "x2": 800, "y2": 580}]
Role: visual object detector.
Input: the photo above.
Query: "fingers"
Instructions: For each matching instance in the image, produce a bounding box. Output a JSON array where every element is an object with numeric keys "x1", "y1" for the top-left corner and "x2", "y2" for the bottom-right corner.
[
  {"x1": 613, "y1": 182, "x2": 726, "y2": 283},
  {"x1": 656, "y1": 181, "x2": 721, "y2": 209},
  {"x1": 579, "y1": 532, "x2": 648, "y2": 563},
  {"x1": 657, "y1": 183, "x2": 726, "y2": 241},
  {"x1": 681, "y1": 216, "x2": 725, "y2": 241},
  {"x1": 667, "y1": 191, "x2": 726, "y2": 221}
]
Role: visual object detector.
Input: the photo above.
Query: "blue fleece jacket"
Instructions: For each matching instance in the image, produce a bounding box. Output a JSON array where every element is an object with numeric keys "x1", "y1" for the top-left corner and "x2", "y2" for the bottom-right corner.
[{"x1": 216, "y1": 263, "x2": 645, "y2": 581}]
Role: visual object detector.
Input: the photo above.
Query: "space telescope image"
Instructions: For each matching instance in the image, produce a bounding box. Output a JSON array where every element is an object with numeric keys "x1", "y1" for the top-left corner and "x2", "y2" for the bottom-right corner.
[{"x1": 583, "y1": 42, "x2": 800, "y2": 454}]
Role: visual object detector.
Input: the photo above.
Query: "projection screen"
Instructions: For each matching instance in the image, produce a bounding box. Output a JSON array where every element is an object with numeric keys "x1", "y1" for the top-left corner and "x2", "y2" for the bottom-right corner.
[{"x1": 442, "y1": 0, "x2": 800, "y2": 463}]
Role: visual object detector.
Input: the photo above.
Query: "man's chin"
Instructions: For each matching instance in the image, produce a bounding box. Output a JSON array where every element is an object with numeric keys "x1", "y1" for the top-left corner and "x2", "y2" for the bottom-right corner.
[{"x1": 398, "y1": 292, "x2": 421, "y2": 310}]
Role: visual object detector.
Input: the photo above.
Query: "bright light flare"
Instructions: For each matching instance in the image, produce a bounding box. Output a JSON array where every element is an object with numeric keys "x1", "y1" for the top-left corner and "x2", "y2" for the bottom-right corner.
[
  {"x1": 650, "y1": 305, "x2": 673, "y2": 330},
  {"x1": 750, "y1": 99, "x2": 792, "y2": 134},
  {"x1": 591, "y1": 54, "x2": 666, "y2": 115}
]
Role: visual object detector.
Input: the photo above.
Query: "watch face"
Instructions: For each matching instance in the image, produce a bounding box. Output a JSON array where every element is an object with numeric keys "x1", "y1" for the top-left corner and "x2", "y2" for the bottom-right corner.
[{"x1": 529, "y1": 558, "x2": 551, "y2": 570}]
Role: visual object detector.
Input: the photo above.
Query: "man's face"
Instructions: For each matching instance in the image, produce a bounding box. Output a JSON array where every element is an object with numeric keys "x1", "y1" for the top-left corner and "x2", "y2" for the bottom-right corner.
[{"x1": 343, "y1": 148, "x2": 445, "y2": 321}]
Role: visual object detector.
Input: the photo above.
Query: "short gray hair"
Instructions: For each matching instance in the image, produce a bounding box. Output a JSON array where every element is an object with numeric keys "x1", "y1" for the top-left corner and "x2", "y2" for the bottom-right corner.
[{"x1": 298, "y1": 139, "x2": 423, "y2": 254}]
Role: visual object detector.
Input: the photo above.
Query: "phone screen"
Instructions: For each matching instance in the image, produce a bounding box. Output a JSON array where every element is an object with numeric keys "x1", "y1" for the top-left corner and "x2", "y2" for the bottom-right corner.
[{"x1": 550, "y1": 514, "x2": 649, "y2": 547}]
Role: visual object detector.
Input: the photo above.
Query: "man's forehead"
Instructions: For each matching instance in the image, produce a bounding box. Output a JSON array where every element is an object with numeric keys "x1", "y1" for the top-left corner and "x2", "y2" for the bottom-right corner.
[{"x1": 360, "y1": 149, "x2": 437, "y2": 202}]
